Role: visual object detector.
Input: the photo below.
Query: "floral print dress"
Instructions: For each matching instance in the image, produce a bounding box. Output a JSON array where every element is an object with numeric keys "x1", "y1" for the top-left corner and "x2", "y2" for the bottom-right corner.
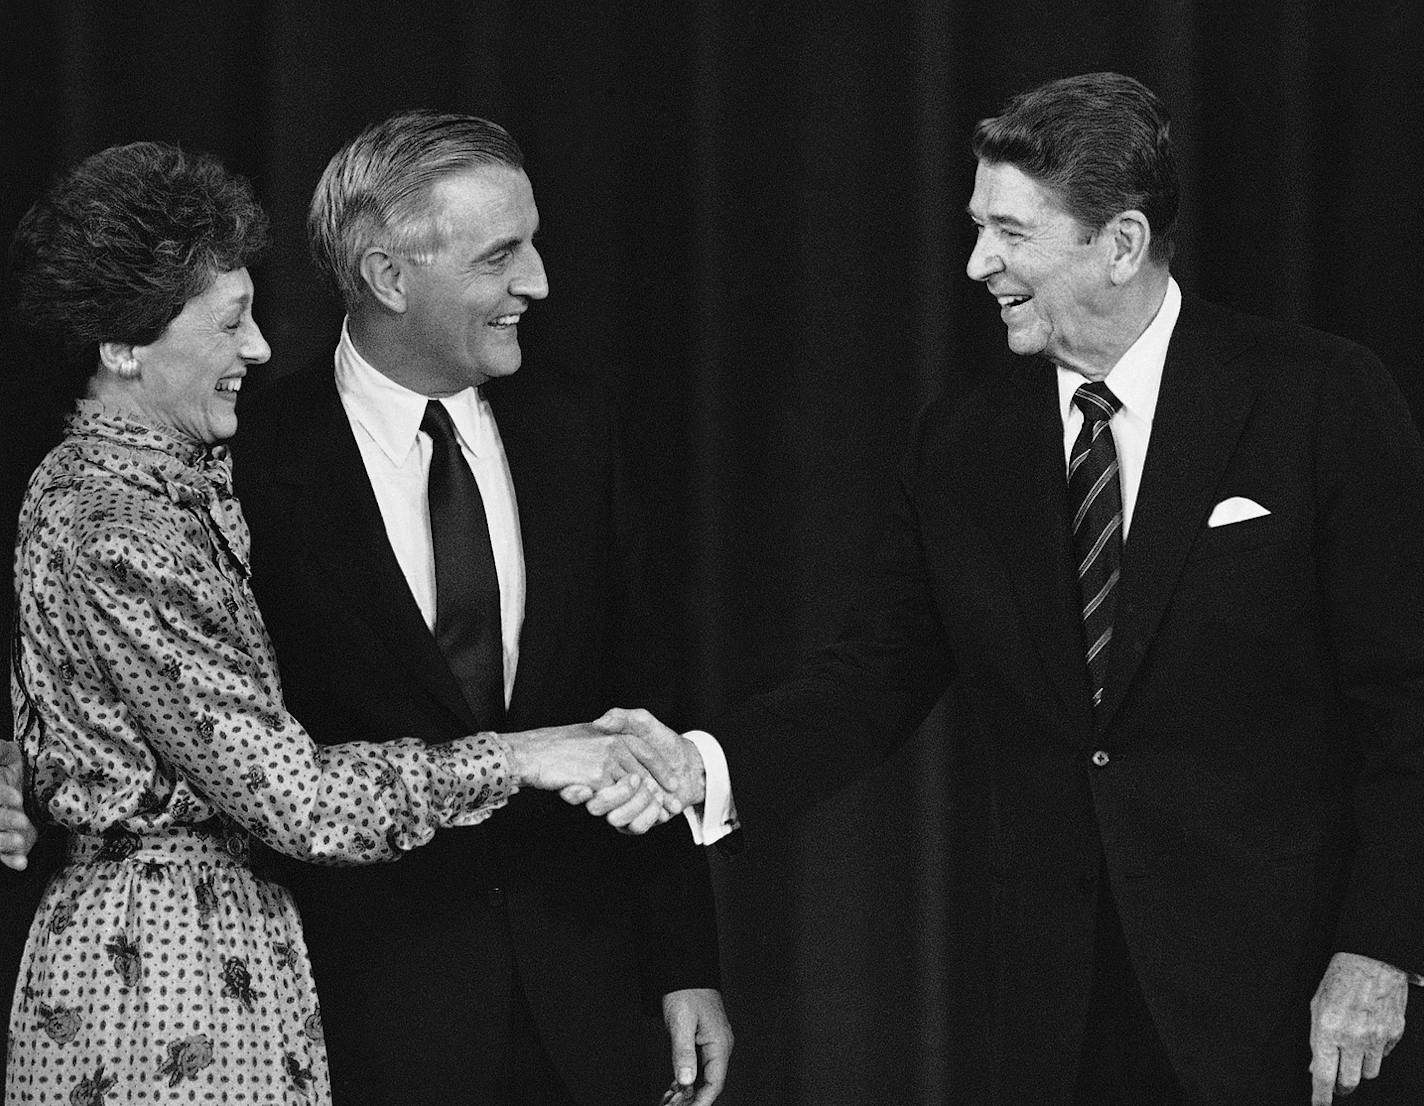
[{"x1": 7, "y1": 403, "x2": 516, "y2": 1104}]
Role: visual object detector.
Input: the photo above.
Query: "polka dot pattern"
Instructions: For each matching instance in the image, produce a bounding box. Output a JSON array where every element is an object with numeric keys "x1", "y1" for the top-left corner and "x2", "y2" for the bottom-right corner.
[{"x1": 8, "y1": 402, "x2": 519, "y2": 1102}]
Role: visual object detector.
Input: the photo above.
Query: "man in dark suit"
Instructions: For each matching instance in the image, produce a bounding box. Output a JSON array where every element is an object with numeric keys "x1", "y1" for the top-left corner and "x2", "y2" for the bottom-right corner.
[
  {"x1": 233, "y1": 111, "x2": 729, "y2": 1106},
  {"x1": 600, "y1": 73, "x2": 1424, "y2": 1104}
]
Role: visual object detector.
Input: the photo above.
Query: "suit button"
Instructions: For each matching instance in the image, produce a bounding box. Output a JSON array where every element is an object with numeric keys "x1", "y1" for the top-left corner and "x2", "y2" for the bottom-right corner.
[
  {"x1": 1091, "y1": 750, "x2": 1110, "y2": 767},
  {"x1": 487, "y1": 886, "x2": 506, "y2": 907}
]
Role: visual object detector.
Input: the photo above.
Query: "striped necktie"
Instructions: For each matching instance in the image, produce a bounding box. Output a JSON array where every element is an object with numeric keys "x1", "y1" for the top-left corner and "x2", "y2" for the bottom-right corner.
[{"x1": 1068, "y1": 382, "x2": 1123, "y2": 709}]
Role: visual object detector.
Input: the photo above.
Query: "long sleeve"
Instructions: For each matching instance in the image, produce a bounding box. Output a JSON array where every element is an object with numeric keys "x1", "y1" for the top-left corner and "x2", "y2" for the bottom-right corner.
[{"x1": 17, "y1": 518, "x2": 516, "y2": 865}]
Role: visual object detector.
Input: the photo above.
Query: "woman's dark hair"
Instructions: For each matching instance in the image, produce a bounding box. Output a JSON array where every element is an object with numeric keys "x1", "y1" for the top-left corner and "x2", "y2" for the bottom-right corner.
[
  {"x1": 5, "y1": 141, "x2": 270, "y2": 402},
  {"x1": 972, "y1": 72, "x2": 1179, "y2": 264}
]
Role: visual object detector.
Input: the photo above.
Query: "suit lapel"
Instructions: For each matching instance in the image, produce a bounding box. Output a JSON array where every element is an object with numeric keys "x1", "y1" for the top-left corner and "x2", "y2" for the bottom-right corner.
[
  {"x1": 1096, "y1": 297, "x2": 1260, "y2": 729},
  {"x1": 485, "y1": 382, "x2": 552, "y2": 730},
  {"x1": 984, "y1": 359, "x2": 1096, "y2": 733},
  {"x1": 294, "y1": 370, "x2": 478, "y2": 729}
]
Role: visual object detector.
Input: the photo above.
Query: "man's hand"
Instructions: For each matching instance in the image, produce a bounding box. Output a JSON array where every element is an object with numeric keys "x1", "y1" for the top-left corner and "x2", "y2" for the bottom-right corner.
[
  {"x1": 0, "y1": 740, "x2": 38, "y2": 872},
  {"x1": 662, "y1": 987, "x2": 732, "y2": 1106},
  {"x1": 584, "y1": 709, "x2": 705, "y2": 836},
  {"x1": 1310, "y1": 951, "x2": 1409, "y2": 1103},
  {"x1": 502, "y1": 722, "x2": 678, "y2": 796}
]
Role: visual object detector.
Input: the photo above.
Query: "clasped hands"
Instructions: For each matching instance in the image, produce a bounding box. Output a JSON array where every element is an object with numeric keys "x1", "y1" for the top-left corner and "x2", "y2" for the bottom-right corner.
[{"x1": 504, "y1": 709, "x2": 703, "y2": 834}]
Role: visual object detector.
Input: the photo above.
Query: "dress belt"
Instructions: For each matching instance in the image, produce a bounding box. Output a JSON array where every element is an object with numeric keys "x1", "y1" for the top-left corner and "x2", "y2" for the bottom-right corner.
[{"x1": 66, "y1": 821, "x2": 253, "y2": 868}]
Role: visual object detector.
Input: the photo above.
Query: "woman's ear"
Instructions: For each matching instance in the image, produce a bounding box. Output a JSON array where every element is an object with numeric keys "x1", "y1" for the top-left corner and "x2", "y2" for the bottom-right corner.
[{"x1": 98, "y1": 341, "x2": 140, "y2": 379}]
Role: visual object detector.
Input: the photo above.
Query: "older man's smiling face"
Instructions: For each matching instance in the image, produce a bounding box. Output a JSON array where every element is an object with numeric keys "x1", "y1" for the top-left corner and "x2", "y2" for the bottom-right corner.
[
  {"x1": 965, "y1": 160, "x2": 1120, "y2": 378},
  {"x1": 398, "y1": 165, "x2": 548, "y2": 396}
]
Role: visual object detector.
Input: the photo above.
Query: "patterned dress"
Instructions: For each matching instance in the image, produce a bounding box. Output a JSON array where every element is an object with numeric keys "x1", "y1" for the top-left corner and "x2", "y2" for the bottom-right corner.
[{"x1": 7, "y1": 402, "x2": 516, "y2": 1104}]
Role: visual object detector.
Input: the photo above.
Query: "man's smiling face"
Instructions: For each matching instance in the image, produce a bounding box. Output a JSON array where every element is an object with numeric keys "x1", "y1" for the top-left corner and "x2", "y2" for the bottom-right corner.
[{"x1": 965, "y1": 159, "x2": 1118, "y2": 376}]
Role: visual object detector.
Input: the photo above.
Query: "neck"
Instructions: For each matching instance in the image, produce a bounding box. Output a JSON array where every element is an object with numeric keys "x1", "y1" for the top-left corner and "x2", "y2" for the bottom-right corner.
[
  {"x1": 346, "y1": 310, "x2": 474, "y2": 399},
  {"x1": 1062, "y1": 267, "x2": 1171, "y2": 381}
]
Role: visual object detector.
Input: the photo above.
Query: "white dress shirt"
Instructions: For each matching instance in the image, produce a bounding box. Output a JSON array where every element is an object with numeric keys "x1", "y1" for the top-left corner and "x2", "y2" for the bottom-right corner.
[
  {"x1": 334, "y1": 321, "x2": 525, "y2": 708},
  {"x1": 1056, "y1": 277, "x2": 1180, "y2": 539},
  {"x1": 689, "y1": 279, "x2": 1185, "y2": 846}
]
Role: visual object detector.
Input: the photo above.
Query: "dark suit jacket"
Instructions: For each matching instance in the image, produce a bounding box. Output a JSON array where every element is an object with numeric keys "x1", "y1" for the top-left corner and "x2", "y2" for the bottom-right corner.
[
  {"x1": 233, "y1": 360, "x2": 719, "y2": 1106},
  {"x1": 719, "y1": 294, "x2": 1424, "y2": 1104}
]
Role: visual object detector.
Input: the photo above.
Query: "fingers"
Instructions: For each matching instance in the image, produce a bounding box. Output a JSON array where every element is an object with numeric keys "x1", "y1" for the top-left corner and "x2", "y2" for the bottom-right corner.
[
  {"x1": 558, "y1": 785, "x2": 593, "y2": 805},
  {"x1": 1336, "y1": 1044, "x2": 1364, "y2": 1097},
  {"x1": 616, "y1": 789, "x2": 671, "y2": 836},
  {"x1": 591, "y1": 708, "x2": 628, "y2": 732},
  {"x1": 619, "y1": 731, "x2": 683, "y2": 797},
  {"x1": 1310, "y1": 1045, "x2": 1339, "y2": 1106},
  {"x1": 585, "y1": 775, "x2": 643, "y2": 817},
  {"x1": 604, "y1": 779, "x2": 665, "y2": 834},
  {"x1": 0, "y1": 785, "x2": 28, "y2": 817},
  {"x1": 1362, "y1": 1045, "x2": 1385, "y2": 1081},
  {"x1": 0, "y1": 830, "x2": 31, "y2": 871},
  {"x1": 690, "y1": 1046, "x2": 728, "y2": 1106}
]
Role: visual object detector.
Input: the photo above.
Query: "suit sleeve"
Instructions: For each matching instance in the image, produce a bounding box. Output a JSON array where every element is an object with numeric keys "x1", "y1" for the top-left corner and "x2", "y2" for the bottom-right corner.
[
  {"x1": 713, "y1": 401, "x2": 956, "y2": 832},
  {"x1": 605, "y1": 405, "x2": 722, "y2": 1004},
  {"x1": 1314, "y1": 349, "x2": 1424, "y2": 975}
]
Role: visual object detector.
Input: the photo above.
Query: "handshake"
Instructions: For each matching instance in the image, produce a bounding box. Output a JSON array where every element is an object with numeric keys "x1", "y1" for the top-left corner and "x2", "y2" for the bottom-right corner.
[{"x1": 502, "y1": 708, "x2": 706, "y2": 834}]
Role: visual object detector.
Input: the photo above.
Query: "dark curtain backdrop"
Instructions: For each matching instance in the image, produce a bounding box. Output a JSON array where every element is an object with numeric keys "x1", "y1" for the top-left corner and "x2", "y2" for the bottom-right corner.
[{"x1": 2, "y1": 2, "x2": 1421, "y2": 1103}]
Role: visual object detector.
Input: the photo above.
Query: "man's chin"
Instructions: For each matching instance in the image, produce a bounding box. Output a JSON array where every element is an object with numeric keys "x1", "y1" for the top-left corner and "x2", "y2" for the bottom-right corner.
[{"x1": 1004, "y1": 329, "x2": 1047, "y2": 358}]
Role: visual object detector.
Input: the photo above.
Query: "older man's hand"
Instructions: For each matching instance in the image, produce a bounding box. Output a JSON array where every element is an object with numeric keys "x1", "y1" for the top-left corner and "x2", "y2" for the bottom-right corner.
[
  {"x1": 503, "y1": 721, "x2": 679, "y2": 797},
  {"x1": 589, "y1": 708, "x2": 705, "y2": 834},
  {"x1": 0, "y1": 740, "x2": 38, "y2": 872},
  {"x1": 1310, "y1": 951, "x2": 1409, "y2": 1104}
]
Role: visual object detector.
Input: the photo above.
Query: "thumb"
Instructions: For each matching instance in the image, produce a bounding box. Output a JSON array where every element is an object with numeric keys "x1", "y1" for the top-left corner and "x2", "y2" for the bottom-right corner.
[
  {"x1": 668, "y1": 1005, "x2": 698, "y2": 1087},
  {"x1": 591, "y1": 708, "x2": 627, "y2": 732}
]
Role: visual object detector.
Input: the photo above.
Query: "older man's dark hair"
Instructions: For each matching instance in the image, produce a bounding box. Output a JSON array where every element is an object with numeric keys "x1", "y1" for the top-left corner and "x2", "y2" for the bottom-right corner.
[
  {"x1": 972, "y1": 71, "x2": 1180, "y2": 263},
  {"x1": 6, "y1": 141, "x2": 269, "y2": 402}
]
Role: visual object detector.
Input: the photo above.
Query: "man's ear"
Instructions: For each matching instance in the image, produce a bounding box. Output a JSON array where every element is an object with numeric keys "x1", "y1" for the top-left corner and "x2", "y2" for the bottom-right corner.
[
  {"x1": 1107, "y1": 209, "x2": 1151, "y2": 285},
  {"x1": 97, "y1": 341, "x2": 140, "y2": 379},
  {"x1": 359, "y1": 247, "x2": 408, "y2": 312}
]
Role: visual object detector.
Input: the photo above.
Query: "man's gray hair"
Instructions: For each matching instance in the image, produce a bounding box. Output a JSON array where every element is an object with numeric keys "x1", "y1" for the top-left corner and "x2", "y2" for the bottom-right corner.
[{"x1": 308, "y1": 109, "x2": 524, "y2": 310}]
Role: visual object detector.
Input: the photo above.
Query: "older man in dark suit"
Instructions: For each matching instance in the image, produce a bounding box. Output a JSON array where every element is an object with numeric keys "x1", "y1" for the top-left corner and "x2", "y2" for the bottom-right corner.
[
  {"x1": 602, "y1": 73, "x2": 1424, "y2": 1105},
  {"x1": 232, "y1": 111, "x2": 729, "y2": 1106}
]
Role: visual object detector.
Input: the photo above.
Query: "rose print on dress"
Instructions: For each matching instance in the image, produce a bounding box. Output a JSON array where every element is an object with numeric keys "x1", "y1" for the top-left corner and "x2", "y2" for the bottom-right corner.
[
  {"x1": 48, "y1": 898, "x2": 77, "y2": 935},
  {"x1": 157, "y1": 1034, "x2": 214, "y2": 1086},
  {"x1": 95, "y1": 829, "x2": 139, "y2": 863},
  {"x1": 272, "y1": 942, "x2": 299, "y2": 973},
  {"x1": 37, "y1": 1002, "x2": 82, "y2": 1044},
  {"x1": 104, "y1": 935, "x2": 141, "y2": 989},
  {"x1": 285, "y1": 1051, "x2": 316, "y2": 1096},
  {"x1": 221, "y1": 956, "x2": 261, "y2": 1012},
  {"x1": 194, "y1": 874, "x2": 220, "y2": 925},
  {"x1": 69, "y1": 1062, "x2": 118, "y2": 1106}
]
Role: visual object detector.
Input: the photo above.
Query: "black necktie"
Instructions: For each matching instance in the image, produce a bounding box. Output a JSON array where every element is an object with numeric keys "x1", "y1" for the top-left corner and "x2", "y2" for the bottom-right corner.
[
  {"x1": 1068, "y1": 382, "x2": 1124, "y2": 709},
  {"x1": 421, "y1": 399, "x2": 505, "y2": 727}
]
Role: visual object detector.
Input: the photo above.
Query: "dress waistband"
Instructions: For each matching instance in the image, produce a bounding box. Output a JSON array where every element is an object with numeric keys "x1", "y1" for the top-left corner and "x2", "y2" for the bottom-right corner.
[{"x1": 66, "y1": 823, "x2": 253, "y2": 867}]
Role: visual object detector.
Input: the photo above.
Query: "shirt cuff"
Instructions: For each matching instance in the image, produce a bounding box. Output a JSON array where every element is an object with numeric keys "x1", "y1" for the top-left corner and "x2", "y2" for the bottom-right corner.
[{"x1": 681, "y1": 730, "x2": 738, "y2": 846}]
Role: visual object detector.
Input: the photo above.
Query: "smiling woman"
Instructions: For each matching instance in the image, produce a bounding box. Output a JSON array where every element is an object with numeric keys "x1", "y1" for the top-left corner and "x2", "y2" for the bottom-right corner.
[{"x1": 89, "y1": 267, "x2": 270, "y2": 445}]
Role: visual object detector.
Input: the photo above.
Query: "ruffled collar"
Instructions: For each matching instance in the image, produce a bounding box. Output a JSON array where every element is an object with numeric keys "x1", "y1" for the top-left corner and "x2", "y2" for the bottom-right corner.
[
  {"x1": 54, "y1": 400, "x2": 248, "y2": 575},
  {"x1": 62, "y1": 400, "x2": 235, "y2": 501}
]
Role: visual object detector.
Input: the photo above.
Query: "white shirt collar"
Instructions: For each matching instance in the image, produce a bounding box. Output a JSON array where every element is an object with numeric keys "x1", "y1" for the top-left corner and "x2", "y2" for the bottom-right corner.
[
  {"x1": 333, "y1": 318, "x2": 497, "y2": 465},
  {"x1": 1056, "y1": 276, "x2": 1181, "y2": 425}
]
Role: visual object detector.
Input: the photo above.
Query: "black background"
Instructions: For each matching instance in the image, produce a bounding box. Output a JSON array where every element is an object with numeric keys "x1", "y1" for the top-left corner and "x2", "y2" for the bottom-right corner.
[{"x1": 3, "y1": 2, "x2": 1421, "y2": 1101}]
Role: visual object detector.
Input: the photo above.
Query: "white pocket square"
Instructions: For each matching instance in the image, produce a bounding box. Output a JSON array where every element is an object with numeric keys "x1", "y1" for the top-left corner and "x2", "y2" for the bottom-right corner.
[{"x1": 1207, "y1": 496, "x2": 1271, "y2": 528}]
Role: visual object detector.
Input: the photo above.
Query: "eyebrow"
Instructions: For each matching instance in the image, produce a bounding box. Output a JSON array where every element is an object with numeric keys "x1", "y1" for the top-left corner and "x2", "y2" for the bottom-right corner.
[
  {"x1": 965, "y1": 206, "x2": 1032, "y2": 230},
  {"x1": 473, "y1": 222, "x2": 540, "y2": 262}
]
